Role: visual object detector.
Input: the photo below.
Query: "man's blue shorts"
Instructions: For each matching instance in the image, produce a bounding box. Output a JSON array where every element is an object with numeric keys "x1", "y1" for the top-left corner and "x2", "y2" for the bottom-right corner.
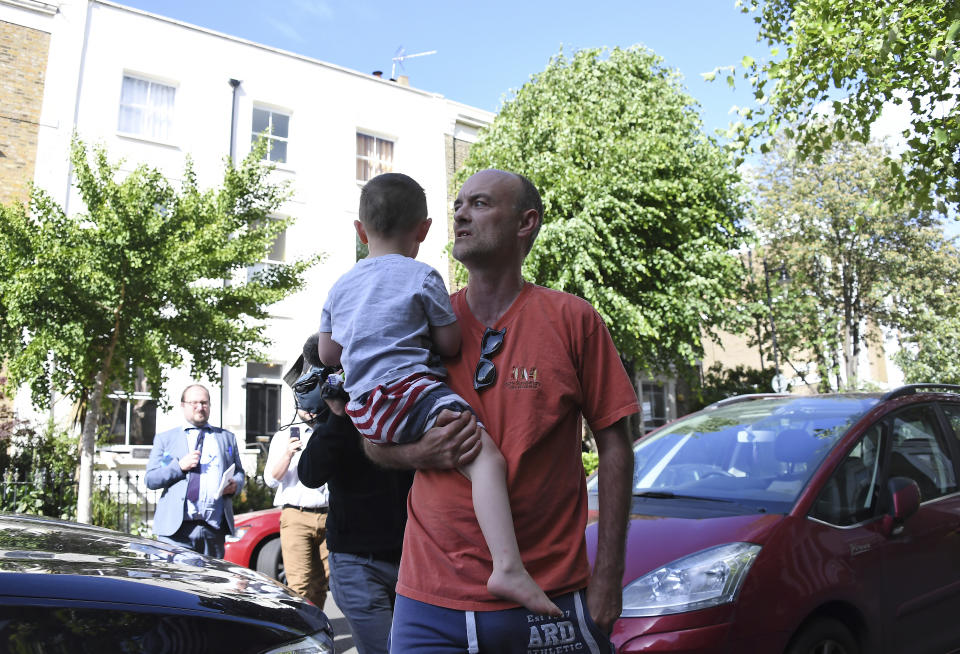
[{"x1": 390, "y1": 590, "x2": 616, "y2": 654}]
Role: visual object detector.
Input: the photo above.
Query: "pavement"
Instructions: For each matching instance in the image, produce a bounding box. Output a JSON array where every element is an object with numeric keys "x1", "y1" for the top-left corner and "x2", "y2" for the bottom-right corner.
[{"x1": 324, "y1": 596, "x2": 358, "y2": 654}]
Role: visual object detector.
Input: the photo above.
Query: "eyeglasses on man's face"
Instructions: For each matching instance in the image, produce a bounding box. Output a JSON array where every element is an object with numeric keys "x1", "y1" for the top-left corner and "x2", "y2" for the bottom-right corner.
[
  {"x1": 183, "y1": 400, "x2": 210, "y2": 407},
  {"x1": 474, "y1": 327, "x2": 506, "y2": 391}
]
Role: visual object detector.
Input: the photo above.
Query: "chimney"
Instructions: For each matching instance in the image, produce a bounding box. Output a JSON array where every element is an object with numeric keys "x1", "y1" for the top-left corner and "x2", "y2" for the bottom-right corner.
[
  {"x1": 372, "y1": 70, "x2": 383, "y2": 78},
  {"x1": 397, "y1": 74, "x2": 410, "y2": 86}
]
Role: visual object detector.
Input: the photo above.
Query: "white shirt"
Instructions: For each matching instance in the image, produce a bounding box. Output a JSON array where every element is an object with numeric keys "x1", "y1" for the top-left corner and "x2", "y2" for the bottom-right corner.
[
  {"x1": 183, "y1": 424, "x2": 227, "y2": 522},
  {"x1": 263, "y1": 425, "x2": 328, "y2": 508}
]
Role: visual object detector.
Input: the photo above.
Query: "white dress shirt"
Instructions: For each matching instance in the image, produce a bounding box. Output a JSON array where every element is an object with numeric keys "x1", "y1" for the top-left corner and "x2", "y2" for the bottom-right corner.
[
  {"x1": 183, "y1": 424, "x2": 225, "y2": 523},
  {"x1": 263, "y1": 425, "x2": 328, "y2": 508}
]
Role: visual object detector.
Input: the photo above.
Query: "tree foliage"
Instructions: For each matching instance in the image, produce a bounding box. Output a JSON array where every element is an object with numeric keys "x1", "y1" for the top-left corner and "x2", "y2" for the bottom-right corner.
[
  {"x1": 0, "y1": 136, "x2": 319, "y2": 521},
  {"x1": 742, "y1": 135, "x2": 959, "y2": 390},
  {"x1": 894, "y1": 317, "x2": 960, "y2": 385},
  {"x1": 726, "y1": 0, "x2": 960, "y2": 211},
  {"x1": 893, "y1": 266, "x2": 960, "y2": 384},
  {"x1": 457, "y1": 46, "x2": 746, "y2": 371},
  {"x1": 693, "y1": 362, "x2": 776, "y2": 410}
]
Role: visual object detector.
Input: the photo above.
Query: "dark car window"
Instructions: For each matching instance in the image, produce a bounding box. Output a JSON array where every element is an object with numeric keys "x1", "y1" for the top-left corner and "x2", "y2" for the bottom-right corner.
[
  {"x1": 939, "y1": 403, "x2": 960, "y2": 444},
  {"x1": 886, "y1": 405, "x2": 957, "y2": 502},
  {"x1": 812, "y1": 423, "x2": 884, "y2": 526}
]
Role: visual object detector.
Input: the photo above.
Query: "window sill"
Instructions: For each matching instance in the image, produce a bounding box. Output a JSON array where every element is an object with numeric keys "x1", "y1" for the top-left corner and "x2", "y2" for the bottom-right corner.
[
  {"x1": 116, "y1": 131, "x2": 181, "y2": 149},
  {"x1": 260, "y1": 160, "x2": 296, "y2": 174}
]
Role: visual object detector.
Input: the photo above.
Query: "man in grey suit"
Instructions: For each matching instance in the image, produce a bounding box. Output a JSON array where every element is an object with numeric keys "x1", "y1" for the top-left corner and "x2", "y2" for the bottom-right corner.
[{"x1": 146, "y1": 383, "x2": 246, "y2": 558}]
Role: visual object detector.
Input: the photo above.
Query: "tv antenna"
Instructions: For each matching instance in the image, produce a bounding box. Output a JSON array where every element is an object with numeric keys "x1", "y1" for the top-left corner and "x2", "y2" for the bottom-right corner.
[{"x1": 391, "y1": 46, "x2": 437, "y2": 79}]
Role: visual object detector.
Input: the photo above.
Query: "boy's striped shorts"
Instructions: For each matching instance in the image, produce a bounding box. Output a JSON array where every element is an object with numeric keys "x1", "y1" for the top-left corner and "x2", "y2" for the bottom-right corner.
[{"x1": 346, "y1": 372, "x2": 475, "y2": 444}]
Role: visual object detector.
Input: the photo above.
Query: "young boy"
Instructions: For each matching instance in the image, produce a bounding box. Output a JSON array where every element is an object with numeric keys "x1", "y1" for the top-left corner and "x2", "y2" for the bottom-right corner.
[{"x1": 318, "y1": 172, "x2": 560, "y2": 617}]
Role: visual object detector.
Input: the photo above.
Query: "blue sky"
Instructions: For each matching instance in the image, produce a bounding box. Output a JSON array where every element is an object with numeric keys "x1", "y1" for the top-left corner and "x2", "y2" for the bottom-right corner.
[{"x1": 117, "y1": 0, "x2": 765, "y2": 138}]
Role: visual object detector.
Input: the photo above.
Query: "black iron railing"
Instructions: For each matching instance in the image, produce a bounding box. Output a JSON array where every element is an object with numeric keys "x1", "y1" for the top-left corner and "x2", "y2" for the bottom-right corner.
[{"x1": 0, "y1": 470, "x2": 160, "y2": 534}]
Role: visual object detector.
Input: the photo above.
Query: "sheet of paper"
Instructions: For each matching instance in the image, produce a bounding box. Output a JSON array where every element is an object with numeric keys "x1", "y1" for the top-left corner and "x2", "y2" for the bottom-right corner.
[{"x1": 217, "y1": 463, "x2": 236, "y2": 497}]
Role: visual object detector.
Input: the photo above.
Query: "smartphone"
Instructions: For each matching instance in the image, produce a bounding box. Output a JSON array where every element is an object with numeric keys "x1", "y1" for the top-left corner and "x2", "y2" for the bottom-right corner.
[{"x1": 290, "y1": 426, "x2": 300, "y2": 441}]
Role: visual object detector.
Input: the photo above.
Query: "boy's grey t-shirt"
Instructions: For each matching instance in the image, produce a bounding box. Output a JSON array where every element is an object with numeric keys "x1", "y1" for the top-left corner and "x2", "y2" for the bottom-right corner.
[{"x1": 320, "y1": 254, "x2": 457, "y2": 398}]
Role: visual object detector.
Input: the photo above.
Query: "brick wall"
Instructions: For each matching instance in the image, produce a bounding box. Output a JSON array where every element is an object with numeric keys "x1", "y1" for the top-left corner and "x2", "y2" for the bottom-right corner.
[{"x1": 0, "y1": 20, "x2": 51, "y2": 207}]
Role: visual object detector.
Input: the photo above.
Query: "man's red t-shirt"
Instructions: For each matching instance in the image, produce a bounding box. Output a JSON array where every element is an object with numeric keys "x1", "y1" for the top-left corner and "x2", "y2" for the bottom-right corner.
[{"x1": 396, "y1": 283, "x2": 639, "y2": 611}]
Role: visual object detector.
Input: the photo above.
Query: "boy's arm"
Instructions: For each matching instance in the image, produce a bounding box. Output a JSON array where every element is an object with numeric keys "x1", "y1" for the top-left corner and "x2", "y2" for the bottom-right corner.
[
  {"x1": 430, "y1": 321, "x2": 461, "y2": 358},
  {"x1": 317, "y1": 331, "x2": 342, "y2": 368}
]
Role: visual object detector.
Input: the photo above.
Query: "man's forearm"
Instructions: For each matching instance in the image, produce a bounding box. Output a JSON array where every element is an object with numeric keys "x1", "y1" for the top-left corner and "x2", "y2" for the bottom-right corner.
[
  {"x1": 267, "y1": 453, "x2": 292, "y2": 483},
  {"x1": 588, "y1": 417, "x2": 634, "y2": 631},
  {"x1": 360, "y1": 409, "x2": 481, "y2": 471},
  {"x1": 594, "y1": 422, "x2": 632, "y2": 577},
  {"x1": 361, "y1": 438, "x2": 422, "y2": 470}
]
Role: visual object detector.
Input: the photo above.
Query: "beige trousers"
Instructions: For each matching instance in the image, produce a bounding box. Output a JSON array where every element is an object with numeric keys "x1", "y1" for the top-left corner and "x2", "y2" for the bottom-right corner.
[{"x1": 279, "y1": 506, "x2": 329, "y2": 608}]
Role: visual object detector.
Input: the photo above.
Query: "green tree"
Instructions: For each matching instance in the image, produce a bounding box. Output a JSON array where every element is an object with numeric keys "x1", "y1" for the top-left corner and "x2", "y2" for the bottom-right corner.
[
  {"x1": 457, "y1": 46, "x2": 745, "y2": 371},
  {"x1": 693, "y1": 362, "x2": 777, "y2": 410},
  {"x1": 895, "y1": 317, "x2": 960, "y2": 385},
  {"x1": 893, "y1": 257, "x2": 960, "y2": 383},
  {"x1": 727, "y1": 0, "x2": 960, "y2": 211},
  {"x1": 0, "y1": 137, "x2": 319, "y2": 523},
  {"x1": 747, "y1": 135, "x2": 957, "y2": 390}
]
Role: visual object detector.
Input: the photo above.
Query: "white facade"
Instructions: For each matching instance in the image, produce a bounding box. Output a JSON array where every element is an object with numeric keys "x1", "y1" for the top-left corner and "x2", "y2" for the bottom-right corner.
[{"x1": 4, "y1": 0, "x2": 494, "y2": 466}]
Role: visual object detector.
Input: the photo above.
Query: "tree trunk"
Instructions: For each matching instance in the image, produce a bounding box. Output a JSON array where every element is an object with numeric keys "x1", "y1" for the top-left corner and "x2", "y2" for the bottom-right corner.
[
  {"x1": 76, "y1": 371, "x2": 105, "y2": 524},
  {"x1": 77, "y1": 284, "x2": 124, "y2": 524},
  {"x1": 849, "y1": 319, "x2": 861, "y2": 391},
  {"x1": 844, "y1": 322, "x2": 858, "y2": 389}
]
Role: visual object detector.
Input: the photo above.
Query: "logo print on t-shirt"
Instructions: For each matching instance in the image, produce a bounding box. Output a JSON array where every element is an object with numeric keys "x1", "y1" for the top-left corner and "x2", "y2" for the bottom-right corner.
[{"x1": 506, "y1": 365, "x2": 542, "y2": 391}]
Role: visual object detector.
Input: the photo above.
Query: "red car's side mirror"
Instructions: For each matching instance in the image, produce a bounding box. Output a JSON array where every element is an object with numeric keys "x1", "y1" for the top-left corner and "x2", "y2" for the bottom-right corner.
[{"x1": 881, "y1": 476, "x2": 921, "y2": 537}]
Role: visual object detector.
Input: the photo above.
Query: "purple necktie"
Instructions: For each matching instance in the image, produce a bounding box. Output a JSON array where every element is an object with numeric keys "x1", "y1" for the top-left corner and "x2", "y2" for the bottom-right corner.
[{"x1": 185, "y1": 428, "x2": 205, "y2": 503}]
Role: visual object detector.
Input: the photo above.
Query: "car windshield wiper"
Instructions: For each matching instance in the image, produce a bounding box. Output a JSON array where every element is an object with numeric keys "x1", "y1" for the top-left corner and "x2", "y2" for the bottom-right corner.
[
  {"x1": 633, "y1": 490, "x2": 767, "y2": 512},
  {"x1": 635, "y1": 490, "x2": 731, "y2": 501}
]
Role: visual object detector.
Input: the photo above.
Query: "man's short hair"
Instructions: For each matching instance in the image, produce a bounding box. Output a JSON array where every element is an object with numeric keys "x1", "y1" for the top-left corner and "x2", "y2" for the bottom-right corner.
[
  {"x1": 180, "y1": 383, "x2": 209, "y2": 402},
  {"x1": 511, "y1": 172, "x2": 543, "y2": 253},
  {"x1": 302, "y1": 332, "x2": 322, "y2": 371},
  {"x1": 359, "y1": 173, "x2": 428, "y2": 237}
]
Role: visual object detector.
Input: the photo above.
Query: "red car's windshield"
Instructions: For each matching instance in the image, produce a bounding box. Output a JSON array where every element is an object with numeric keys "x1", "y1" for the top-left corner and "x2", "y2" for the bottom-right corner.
[{"x1": 597, "y1": 396, "x2": 881, "y2": 514}]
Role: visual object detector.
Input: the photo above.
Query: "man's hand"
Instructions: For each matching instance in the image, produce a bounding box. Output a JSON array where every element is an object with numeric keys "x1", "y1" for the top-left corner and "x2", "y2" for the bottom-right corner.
[
  {"x1": 222, "y1": 479, "x2": 238, "y2": 496},
  {"x1": 362, "y1": 409, "x2": 482, "y2": 470},
  {"x1": 586, "y1": 569, "x2": 623, "y2": 634},
  {"x1": 286, "y1": 436, "x2": 304, "y2": 454},
  {"x1": 419, "y1": 410, "x2": 482, "y2": 469},
  {"x1": 323, "y1": 397, "x2": 347, "y2": 416},
  {"x1": 179, "y1": 450, "x2": 200, "y2": 472}
]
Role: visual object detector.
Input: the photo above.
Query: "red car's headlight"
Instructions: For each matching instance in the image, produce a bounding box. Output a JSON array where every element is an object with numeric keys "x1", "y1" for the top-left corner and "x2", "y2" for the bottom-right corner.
[
  {"x1": 622, "y1": 542, "x2": 761, "y2": 617},
  {"x1": 225, "y1": 525, "x2": 251, "y2": 544}
]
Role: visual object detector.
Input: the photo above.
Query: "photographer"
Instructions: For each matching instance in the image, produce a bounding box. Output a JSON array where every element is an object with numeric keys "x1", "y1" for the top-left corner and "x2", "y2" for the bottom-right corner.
[
  {"x1": 296, "y1": 333, "x2": 414, "y2": 654},
  {"x1": 263, "y1": 338, "x2": 331, "y2": 609}
]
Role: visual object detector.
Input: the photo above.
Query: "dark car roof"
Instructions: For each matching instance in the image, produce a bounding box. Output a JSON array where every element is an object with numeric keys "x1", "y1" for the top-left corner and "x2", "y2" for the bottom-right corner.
[{"x1": 0, "y1": 513, "x2": 327, "y2": 635}]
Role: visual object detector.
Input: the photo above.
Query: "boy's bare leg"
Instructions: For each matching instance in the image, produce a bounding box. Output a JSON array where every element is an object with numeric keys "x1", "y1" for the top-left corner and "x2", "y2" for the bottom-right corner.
[{"x1": 460, "y1": 428, "x2": 562, "y2": 617}]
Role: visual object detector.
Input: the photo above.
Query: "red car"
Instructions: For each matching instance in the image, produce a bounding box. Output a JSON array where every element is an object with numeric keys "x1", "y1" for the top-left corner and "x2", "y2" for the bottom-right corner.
[
  {"x1": 586, "y1": 384, "x2": 960, "y2": 654},
  {"x1": 224, "y1": 507, "x2": 284, "y2": 582}
]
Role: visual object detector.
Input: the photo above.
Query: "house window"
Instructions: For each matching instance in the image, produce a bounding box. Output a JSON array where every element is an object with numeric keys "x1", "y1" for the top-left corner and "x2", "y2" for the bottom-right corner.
[
  {"x1": 247, "y1": 217, "x2": 287, "y2": 282},
  {"x1": 101, "y1": 394, "x2": 157, "y2": 446},
  {"x1": 245, "y1": 362, "x2": 283, "y2": 446},
  {"x1": 252, "y1": 107, "x2": 289, "y2": 163},
  {"x1": 641, "y1": 382, "x2": 667, "y2": 433},
  {"x1": 117, "y1": 75, "x2": 176, "y2": 141},
  {"x1": 356, "y1": 132, "x2": 394, "y2": 181},
  {"x1": 250, "y1": 217, "x2": 286, "y2": 263}
]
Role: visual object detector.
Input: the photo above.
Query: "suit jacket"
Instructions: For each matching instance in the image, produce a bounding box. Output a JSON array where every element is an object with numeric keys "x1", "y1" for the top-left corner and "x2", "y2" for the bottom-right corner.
[{"x1": 146, "y1": 424, "x2": 245, "y2": 537}]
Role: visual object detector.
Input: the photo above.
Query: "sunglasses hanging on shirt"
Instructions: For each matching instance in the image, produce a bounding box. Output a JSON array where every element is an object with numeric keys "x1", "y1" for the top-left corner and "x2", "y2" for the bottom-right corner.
[{"x1": 473, "y1": 327, "x2": 506, "y2": 391}]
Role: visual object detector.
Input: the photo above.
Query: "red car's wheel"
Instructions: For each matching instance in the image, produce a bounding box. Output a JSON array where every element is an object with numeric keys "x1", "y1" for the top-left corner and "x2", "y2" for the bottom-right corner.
[
  {"x1": 255, "y1": 537, "x2": 285, "y2": 585},
  {"x1": 786, "y1": 618, "x2": 858, "y2": 654}
]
